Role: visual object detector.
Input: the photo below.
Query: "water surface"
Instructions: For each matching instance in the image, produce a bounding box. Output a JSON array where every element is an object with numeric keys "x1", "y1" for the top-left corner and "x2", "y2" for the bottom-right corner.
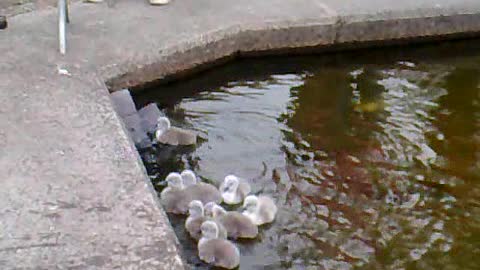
[{"x1": 136, "y1": 40, "x2": 480, "y2": 270}]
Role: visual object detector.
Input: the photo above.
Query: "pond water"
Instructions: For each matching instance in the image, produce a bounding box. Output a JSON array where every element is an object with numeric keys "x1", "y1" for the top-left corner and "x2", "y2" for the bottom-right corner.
[{"x1": 135, "y1": 40, "x2": 480, "y2": 270}]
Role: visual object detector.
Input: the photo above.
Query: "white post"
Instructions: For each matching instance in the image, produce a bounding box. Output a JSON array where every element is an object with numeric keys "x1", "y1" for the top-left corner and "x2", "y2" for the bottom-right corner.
[{"x1": 58, "y1": 0, "x2": 66, "y2": 55}]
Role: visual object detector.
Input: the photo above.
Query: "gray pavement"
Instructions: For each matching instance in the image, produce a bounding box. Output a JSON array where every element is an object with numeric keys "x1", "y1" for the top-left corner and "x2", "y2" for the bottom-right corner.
[
  {"x1": 0, "y1": 0, "x2": 82, "y2": 17},
  {"x1": 1, "y1": 0, "x2": 480, "y2": 269}
]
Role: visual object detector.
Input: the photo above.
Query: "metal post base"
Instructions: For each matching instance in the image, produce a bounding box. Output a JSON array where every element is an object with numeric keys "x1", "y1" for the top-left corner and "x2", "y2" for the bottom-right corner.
[{"x1": 0, "y1": 16, "x2": 7, "y2": 30}]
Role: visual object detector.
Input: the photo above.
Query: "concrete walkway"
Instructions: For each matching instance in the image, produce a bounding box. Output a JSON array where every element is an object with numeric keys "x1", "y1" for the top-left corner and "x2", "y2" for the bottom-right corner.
[{"x1": 1, "y1": 0, "x2": 480, "y2": 269}]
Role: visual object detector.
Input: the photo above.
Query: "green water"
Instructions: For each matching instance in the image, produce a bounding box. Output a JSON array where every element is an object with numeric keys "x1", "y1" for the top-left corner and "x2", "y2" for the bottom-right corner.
[{"x1": 136, "y1": 40, "x2": 480, "y2": 270}]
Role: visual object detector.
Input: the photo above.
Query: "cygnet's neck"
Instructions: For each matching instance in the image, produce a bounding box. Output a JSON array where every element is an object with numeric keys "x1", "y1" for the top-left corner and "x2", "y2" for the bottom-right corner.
[
  {"x1": 156, "y1": 118, "x2": 171, "y2": 137},
  {"x1": 222, "y1": 190, "x2": 238, "y2": 203},
  {"x1": 190, "y1": 209, "x2": 203, "y2": 218},
  {"x1": 198, "y1": 237, "x2": 209, "y2": 246},
  {"x1": 169, "y1": 182, "x2": 184, "y2": 190},
  {"x1": 183, "y1": 178, "x2": 197, "y2": 187},
  {"x1": 242, "y1": 211, "x2": 259, "y2": 225},
  {"x1": 244, "y1": 204, "x2": 257, "y2": 215}
]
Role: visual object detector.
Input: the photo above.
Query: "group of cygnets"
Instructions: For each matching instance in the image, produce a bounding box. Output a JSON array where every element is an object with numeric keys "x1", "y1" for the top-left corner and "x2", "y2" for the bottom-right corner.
[{"x1": 160, "y1": 170, "x2": 277, "y2": 269}]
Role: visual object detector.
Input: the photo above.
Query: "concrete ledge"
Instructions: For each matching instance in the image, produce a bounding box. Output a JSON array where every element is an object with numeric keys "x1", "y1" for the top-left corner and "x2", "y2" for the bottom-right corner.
[
  {"x1": 101, "y1": 0, "x2": 480, "y2": 91},
  {"x1": 1, "y1": 0, "x2": 480, "y2": 269}
]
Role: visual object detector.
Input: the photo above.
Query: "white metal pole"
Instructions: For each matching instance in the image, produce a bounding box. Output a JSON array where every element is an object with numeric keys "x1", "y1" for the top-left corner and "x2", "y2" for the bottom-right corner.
[{"x1": 58, "y1": 0, "x2": 66, "y2": 55}]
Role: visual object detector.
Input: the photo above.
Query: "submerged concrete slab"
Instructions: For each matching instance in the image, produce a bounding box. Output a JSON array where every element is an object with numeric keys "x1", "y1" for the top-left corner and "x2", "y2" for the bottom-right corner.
[
  {"x1": 110, "y1": 89, "x2": 137, "y2": 118},
  {"x1": 138, "y1": 103, "x2": 164, "y2": 134},
  {"x1": 1, "y1": 0, "x2": 480, "y2": 269}
]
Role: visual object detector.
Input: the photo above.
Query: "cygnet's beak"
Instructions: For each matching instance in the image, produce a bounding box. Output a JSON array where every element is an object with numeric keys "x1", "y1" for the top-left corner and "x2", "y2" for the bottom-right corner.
[{"x1": 155, "y1": 181, "x2": 167, "y2": 187}]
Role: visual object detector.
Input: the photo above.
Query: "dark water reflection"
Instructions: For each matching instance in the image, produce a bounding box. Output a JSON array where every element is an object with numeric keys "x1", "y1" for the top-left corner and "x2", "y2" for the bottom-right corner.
[{"x1": 135, "y1": 40, "x2": 480, "y2": 270}]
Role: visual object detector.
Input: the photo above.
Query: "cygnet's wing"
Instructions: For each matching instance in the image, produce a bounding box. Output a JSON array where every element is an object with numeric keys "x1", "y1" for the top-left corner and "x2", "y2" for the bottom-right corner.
[
  {"x1": 157, "y1": 129, "x2": 179, "y2": 146},
  {"x1": 199, "y1": 239, "x2": 240, "y2": 269},
  {"x1": 219, "y1": 180, "x2": 226, "y2": 192},
  {"x1": 158, "y1": 127, "x2": 196, "y2": 146},
  {"x1": 185, "y1": 216, "x2": 206, "y2": 240},
  {"x1": 160, "y1": 188, "x2": 190, "y2": 214},
  {"x1": 238, "y1": 178, "x2": 252, "y2": 199},
  {"x1": 185, "y1": 183, "x2": 222, "y2": 205},
  {"x1": 221, "y1": 212, "x2": 258, "y2": 239}
]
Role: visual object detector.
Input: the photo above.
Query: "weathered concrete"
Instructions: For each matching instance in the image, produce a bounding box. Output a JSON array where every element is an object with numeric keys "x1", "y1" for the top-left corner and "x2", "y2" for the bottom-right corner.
[
  {"x1": 1, "y1": 0, "x2": 480, "y2": 269},
  {"x1": 138, "y1": 103, "x2": 164, "y2": 134},
  {"x1": 0, "y1": 0, "x2": 82, "y2": 17}
]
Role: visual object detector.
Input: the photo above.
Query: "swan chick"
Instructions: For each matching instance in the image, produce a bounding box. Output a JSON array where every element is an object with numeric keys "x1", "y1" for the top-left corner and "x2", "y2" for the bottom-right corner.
[
  {"x1": 182, "y1": 171, "x2": 222, "y2": 205},
  {"x1": 181, "y1": 169, "x2": 198, "y2": 187},
  {"x1": 198, "y1": 221, "x2": 240, "y2": 269},
  {"x1": 204, "y1": 201, "x2": 217, "y2": 218},
  {"x1": 219, "y1": 175, "x2": 251, "y2": 205},
  {"x1": 160, "y1": 172, "x2": 190, "y2": 214},
  {"x1": 155, "y1": 117, "x2": 197, "y2": 146},
  {"x1": 203, "y1": 202, "x2": 229, "y2": 239},
  {"x1": 185, "y1": 200, "x2": 207, "y2": 240},
  {"x1": 213, "y1": 205, "x2": 258, "y2": 239},
  {"x1": 242, "y1": 195, "x2": 277, "y2": 226},
  {"x1": 184, "y1": 201, "x2": 228, "y2": 240}
]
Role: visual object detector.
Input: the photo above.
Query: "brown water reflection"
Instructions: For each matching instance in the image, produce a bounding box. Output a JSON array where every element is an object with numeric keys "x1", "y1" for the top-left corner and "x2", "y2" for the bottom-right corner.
[{"x1": 136, "y1": 40, "x2": 480, "y2": 270}]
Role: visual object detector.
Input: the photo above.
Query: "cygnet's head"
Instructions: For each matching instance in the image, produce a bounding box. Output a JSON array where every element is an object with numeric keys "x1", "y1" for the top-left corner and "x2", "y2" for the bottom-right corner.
[
  {"x1": 181, "y1": 169, "x2": 197, "y2": 187},
  {"x1": 200, "y1": 220, "x2": 219, "y2": 240},
  {"x1": 243, "y1": 195, "x2": 259, "y2": 213},
  {"x1": 166, "y1": 172, "x2": 183, "y2": 189},
  {"x1": 155, "y1": 117, "x2": 171, "y2": 138},
  {"x1": 188, "y1": 200, "x2": 204, "y2": 218},
  {"x1": 211, "y1": 204, "x2": 227, "y2": 218},
  {"x1": 204, "y1": 202, "x2": 218, "y2": 217},
  {"x1": 221, "y1": 175, "x2": 240, "y2": 193}
]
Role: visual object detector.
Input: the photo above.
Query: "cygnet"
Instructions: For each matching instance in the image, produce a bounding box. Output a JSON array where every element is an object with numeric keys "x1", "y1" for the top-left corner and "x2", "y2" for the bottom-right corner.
[
  {"x1": 242, "y1": 195, "x2": 277, "y2": 226},
  {"x1": 219, "y1": 175, "x2": 251, "y2": 205},
  {"x1": 155, "y1": 117, "x2": 197, "y2": 146},
  {"x1": 212, "y1": 205, "x2": 258, "y2": 239},
  {"x1": 198, "y1": 221, "x2": 240, "y2": 269}
]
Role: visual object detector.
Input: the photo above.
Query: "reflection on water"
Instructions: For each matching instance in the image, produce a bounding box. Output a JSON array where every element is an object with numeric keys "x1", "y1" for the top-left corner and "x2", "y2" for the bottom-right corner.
[{"x1": 136, "y1": 40, "x2": 480, "y2": 270}]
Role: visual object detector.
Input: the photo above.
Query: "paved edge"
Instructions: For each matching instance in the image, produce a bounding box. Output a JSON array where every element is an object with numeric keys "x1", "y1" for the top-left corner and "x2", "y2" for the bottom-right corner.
[{"x1": 103, "y1": 7, "x2": 480, "y2": 91}]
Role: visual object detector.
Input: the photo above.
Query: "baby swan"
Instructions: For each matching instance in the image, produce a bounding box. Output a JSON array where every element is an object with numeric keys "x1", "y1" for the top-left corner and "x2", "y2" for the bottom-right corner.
[
  {"x1": 155, "y1": 117, "x2": 197, "y2": 146},
  {"x1": 198, "y1": 221, "x2": 240, "y2": 269},
  {"x1": 219, "y1": 175, "x2": 251, "y2": 205},
  {"x1": 185, "y1": 200, "x2": 207, "y2": 240},
  {"x1": 213, "y1": 205, "x2": 258, "y2": 239},
  {"x1": 204, "y1": 201, "x2": 217, "y2": 218},
  {"x1": 160, "y1": 172, "x2": 185, "y2": 214},
  {"x1": 188, "y1": 201, "x2": 228, "y2": 240},
  {"x1": 180, "y1": 169, "x2": 199, "y2": 187},
  {"x1": 160, "y1": 172, "x2": 189, "y2": 214},
  {"x1": 182, "y1": 170, "x2": 222, "y2": 205},
  {"x1": 242, "y1": 195, "x2": 278, "y2": 226}
]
